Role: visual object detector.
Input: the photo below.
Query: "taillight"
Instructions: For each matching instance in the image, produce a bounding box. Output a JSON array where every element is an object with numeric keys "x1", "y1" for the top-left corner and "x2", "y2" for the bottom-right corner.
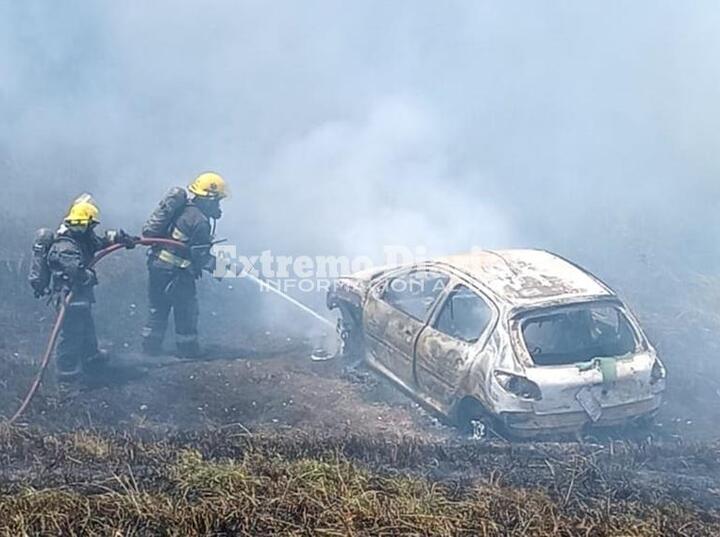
[
  {"x1": 494, "y1": 371, "x2": 542, "y2": 400},
  {"x1": 650, "y1": 359, "x2": 666, "y2": 384}
]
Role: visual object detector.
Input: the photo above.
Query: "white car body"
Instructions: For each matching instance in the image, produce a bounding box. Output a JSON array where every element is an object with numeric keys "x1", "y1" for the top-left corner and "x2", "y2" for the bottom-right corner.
[{"x1": 327, "y1": 249, "x2": 666, "y2": 437}]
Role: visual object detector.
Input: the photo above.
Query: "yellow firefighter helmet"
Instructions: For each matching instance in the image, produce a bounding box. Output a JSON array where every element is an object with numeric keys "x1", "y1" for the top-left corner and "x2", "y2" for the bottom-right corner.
[
  {"x1": 64, "y1": 198, "x2": 100, "y2": 227},
  {"x1": 188, "y1": 172, "x2": 228, "y2": 199}
]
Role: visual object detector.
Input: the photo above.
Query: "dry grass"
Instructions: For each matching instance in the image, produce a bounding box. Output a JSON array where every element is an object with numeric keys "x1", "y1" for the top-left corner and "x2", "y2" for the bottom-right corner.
[
  {"x1": 1, "y1": 428, "x2": 719, "y2": 536},
  {"x1": 67, "y1": 430, "x2": 114, "y2": 459}
]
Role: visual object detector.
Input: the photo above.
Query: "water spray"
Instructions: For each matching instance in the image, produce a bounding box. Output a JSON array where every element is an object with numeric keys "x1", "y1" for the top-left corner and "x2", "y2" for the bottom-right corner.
[
  {"x1": 242, "y1": 272, "x2": 335, "y2": 329},
  {"x1": 238, "y1": 272, "x2": 338, "y2": 361}
]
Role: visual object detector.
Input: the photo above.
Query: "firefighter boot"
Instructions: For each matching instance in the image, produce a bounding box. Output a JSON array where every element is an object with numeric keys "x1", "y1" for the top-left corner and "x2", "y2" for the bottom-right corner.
[
  {"x1": 176, "y1": 339, "x2": 202, "y2": 359},
  {"x1": 83, "y1": 348, "x2": 110, "y2": 373}
]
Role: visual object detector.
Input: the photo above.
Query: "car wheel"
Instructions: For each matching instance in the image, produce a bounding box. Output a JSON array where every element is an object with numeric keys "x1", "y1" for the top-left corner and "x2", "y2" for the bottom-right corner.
[
  {"x1": 336, "y1": 313, "x2": 365, "y2": 365},
  {"x1": 634, "y1": 413, "x2": 657, "y2": 430},
  {"x1": 455, "y1": 397, "x2": 498, "y2": 439}
]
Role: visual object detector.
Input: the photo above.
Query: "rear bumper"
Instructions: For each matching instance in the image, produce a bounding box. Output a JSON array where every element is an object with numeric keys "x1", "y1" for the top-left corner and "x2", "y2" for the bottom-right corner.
[{"x1": 499, "y1": 395, "x2": 662, "y2": 437}]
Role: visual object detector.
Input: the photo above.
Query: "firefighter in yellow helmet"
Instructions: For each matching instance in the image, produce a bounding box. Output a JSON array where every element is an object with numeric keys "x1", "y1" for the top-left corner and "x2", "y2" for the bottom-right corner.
[
  {"x1": 45, "y1": 194, "x2": 138, "y2": 382},
  {"x1": 142, "y1": 172, "x2": 227, "y2": 358}
]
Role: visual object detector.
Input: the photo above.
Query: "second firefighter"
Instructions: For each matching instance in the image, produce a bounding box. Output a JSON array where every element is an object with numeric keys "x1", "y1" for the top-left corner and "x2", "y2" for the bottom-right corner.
[{"x1": 141, "y1": 172, "x2": 228, "y2": 358}]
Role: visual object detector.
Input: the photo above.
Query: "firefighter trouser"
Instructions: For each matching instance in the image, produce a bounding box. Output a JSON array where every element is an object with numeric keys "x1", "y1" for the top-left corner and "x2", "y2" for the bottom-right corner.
[
  {"x1": 142, "y1": 267, "x2": 199, "y2": 356},
  {"x1": 56, "y1": 301, "x2": 98, "y2": 377}
]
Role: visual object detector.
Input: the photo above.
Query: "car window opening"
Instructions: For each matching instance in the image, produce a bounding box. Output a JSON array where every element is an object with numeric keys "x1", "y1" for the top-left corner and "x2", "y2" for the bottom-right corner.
[
  {"x1": 521, "y1": 304, "x2": 637, "y2": 366},
  {"x1": 382, "y1": 271, "x2": 449, "y2": 320},
  {"x1": 434, "y1": 285, "x2": 492, "y2": 343}
]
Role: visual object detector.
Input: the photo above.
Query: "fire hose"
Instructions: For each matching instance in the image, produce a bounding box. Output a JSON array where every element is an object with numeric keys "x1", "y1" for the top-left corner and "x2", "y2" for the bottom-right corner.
[{"x1": 7, "y1": 237, "x2": 186, "y2": 425}]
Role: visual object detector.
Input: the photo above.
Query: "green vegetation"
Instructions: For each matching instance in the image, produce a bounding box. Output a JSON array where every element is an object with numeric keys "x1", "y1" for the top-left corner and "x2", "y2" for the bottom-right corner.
[{"x1": 1, "y1": 427, "x2": 719, "y2": 536}]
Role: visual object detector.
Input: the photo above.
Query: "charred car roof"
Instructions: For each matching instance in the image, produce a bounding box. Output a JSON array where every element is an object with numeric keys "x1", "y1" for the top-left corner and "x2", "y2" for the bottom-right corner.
[
  {"x1": 342, "y1": 249, "x2": 614, "y2": 308},
  {"x1": 434, "y1": 249, "x2": 613, "y2": 307}
]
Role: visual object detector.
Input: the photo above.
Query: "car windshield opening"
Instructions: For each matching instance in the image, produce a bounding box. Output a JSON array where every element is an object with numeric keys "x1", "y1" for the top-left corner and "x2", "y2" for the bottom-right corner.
[{"x1": 521, "y1": 303, "x2": 638, "y2": 366}]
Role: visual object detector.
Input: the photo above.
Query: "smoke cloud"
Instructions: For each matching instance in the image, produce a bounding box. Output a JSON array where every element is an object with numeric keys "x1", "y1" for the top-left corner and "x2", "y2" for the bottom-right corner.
[{"x1": 1, "y1": 1, "x2": 718, "y2": 273}]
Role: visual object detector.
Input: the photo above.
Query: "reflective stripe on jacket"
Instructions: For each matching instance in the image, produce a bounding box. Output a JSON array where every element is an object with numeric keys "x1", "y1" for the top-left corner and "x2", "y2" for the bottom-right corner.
[{"x1": 150, "y1": 204, "x2": 212, "y2": 272}]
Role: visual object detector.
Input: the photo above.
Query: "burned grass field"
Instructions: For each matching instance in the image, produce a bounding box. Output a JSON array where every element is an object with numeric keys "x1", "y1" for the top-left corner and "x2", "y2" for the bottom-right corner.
[
  {"x1": 2, "y1": 255, "x2": 720, "y2": 534},
  {"x1": 2, "y1": 428, "x2": 720, "y2": 535}
]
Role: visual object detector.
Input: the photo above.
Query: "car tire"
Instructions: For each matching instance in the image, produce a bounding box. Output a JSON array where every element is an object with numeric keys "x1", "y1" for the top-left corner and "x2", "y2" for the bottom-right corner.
[
  {"x1": 455, "y1": 397, "x2": 498, "y2": 439},
  {"x1": 336, "y1": 310, "x2": 365, "y2": 365},
  {"x1": 634, "y1": 413, "x2": 657, "y2": 430}
]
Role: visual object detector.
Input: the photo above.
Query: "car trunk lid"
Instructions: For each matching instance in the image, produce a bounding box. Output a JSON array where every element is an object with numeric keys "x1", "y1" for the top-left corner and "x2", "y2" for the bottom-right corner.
[
  {"x1": 524, "y1": 352, "x2": 656, "y2": 415},
  {"x1": 511, "y1": 299, "x2": 657, "y2": 415}
]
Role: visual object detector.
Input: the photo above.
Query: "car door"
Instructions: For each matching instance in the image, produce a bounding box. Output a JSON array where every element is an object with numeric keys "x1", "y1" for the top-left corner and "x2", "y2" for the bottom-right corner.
[
  {"x1": 415, "y1": 283, "x2": 496, "y2": 408},
  {"x1": 363, "y1": 269, "x2": 449, "y2": 386}
]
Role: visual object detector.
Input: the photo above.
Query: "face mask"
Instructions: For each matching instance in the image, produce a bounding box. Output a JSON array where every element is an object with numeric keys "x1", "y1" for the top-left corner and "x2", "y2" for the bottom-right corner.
[
  {"x1": 67, "y1": 223, "x2": 89, "y2": 235},
  {"x1": 198, "y1": 198, "x2": 222, "y2": 219}
]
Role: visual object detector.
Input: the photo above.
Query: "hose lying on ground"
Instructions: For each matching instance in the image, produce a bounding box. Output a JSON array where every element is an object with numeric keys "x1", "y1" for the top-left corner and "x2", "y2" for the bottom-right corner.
[{"x1": 7, "y1": 237, "x2": 185, "y2": 425}]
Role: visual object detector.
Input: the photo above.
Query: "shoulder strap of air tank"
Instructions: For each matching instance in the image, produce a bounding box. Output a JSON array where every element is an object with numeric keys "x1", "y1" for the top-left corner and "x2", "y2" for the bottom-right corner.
[
  {"x1": 52, "y1": 234, "x2": 80, "y2": 249},
  {"x1": 168, "y1": 203, "x2": 192, "y2": 242}
]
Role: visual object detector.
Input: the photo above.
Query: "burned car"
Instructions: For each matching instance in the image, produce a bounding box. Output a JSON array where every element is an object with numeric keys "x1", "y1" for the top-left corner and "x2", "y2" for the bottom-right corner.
[{"x1": 327, "y1": 249, "x2": 666, "y2": 437}]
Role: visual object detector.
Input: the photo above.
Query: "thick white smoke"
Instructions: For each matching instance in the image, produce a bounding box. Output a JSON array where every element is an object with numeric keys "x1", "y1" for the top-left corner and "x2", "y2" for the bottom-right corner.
[{"x1": 1, "y1": 1, "x2": 718, "y2": 272}]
